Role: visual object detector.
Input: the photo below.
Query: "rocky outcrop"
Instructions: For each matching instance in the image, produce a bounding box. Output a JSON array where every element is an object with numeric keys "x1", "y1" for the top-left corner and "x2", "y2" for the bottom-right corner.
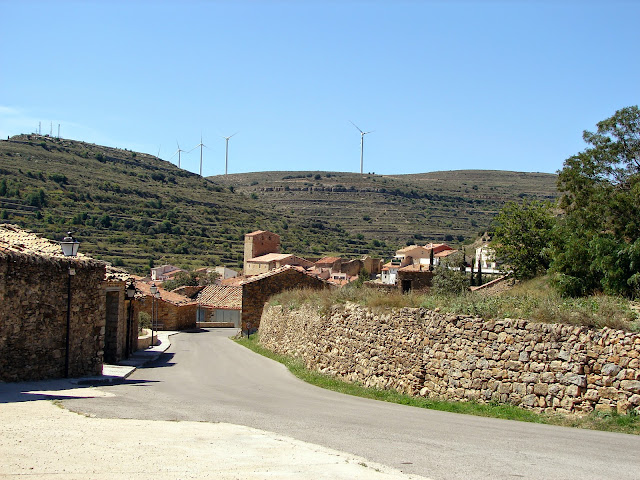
[{"x1": 260, "y1": 303, "x2": 640, "y2": 415}]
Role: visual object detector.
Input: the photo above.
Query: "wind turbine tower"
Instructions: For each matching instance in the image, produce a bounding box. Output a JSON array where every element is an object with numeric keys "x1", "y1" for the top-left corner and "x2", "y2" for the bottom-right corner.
[
  {"x1": 170, "y1": 141, "x2": 186, "y2": 168},
  {"x1": 190, "y1": 135, "x2": 208, "y2": 176},
  {"x1": 350, "y1": 121, "x2": 373, "y2": 174},
  {"x1": 222, "y1": 132, "x2": 238, "y2": 176}
]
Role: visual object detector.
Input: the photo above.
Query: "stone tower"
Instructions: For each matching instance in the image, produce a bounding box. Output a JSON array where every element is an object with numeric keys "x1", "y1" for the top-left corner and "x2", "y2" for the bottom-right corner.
[{"x1": 244, "y1": 230, "x2": 280, "y2": 274}]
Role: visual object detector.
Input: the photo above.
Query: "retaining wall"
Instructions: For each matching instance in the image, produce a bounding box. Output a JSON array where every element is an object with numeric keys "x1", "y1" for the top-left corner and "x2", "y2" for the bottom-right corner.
[{"x1": 259, "y1": 303, "x2": 640, "y2": 415}]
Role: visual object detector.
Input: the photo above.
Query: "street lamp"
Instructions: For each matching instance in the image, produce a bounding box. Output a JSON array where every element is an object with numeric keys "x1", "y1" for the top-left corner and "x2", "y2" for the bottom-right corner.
[
  {"x1": 125, "y1": 282, "x2": 136, "y2": 358},
  {"x1": 149, "y1": 283, "x2": 158, "y2": 348},
  {"x1": 60, "y1": 232, "x2": 79, "y2": 378}
]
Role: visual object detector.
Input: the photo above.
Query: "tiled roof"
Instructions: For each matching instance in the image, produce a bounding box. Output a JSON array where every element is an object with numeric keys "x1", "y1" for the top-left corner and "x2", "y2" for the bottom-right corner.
[
  {"x1": 241, "y1": 264, "x2": 328, "y2": 285},
  {"x1": 396, "y1": 245, "x2": 424, "y2": 254},
  {"x1": 247, "y1": 253, "x2": 293, "y2": 263},
  {"x1": 245, "y1": 230, "x2": 278, "y2": 238},
  {"x1": 399, "y1": 264, "x2": 432, "y2": 272},
  {"x1": 316, "y1": 256, "x2": 341, "y2": 265},
  {"x1": 0, "y1": 224, "x2": 86, "y2": 259},
  {"x1": 221, "y1": 276, "x2": 246, "y2": 286},
  {"x1": 434, "y1": 249, "x2": 458, "y2": 258},
  {"x1": 136, "y1": 281, "x2": 196, "y2": 306},
  {"x1": 198, "y1": 285, "x2": 242, "y2": 309},
  {"x1": 105, "y1": 265, "x2": 132, "y2": 282}
]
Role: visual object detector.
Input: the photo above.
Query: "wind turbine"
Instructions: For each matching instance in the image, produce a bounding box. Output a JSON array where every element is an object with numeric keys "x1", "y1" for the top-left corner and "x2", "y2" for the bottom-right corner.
[
  {"x1": 222, "y1": 132, "x2": 238, "y2": 176},
  {"x1": 190, "y1": 135, "x2": 208, "y2": 176},
  {"x1": 350, "y1": 121, "x2": 374, "y2": 174},
  {"x1": 170, "y1": 141, "x2": 186, "y2": 168}
]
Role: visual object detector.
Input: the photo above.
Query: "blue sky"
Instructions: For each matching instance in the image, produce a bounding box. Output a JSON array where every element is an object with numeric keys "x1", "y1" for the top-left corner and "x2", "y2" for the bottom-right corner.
[{"x1": 1, "y1": 1, "x2": 638, "y2": 176}]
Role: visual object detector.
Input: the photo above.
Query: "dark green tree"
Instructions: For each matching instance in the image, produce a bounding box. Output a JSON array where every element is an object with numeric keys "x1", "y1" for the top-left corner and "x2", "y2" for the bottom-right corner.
[
  {"x1": 492, "y1": 200, "x2": 555, "y2": 279},
  {"x1": 551, "y1": 105, "x2": 640, "y2": 297}
]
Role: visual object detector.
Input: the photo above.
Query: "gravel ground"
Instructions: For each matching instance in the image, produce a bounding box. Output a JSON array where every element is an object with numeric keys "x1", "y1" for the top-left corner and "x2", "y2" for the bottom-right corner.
[{"x1": 0, "y1": 388, "x2": 430, "y2": 480}]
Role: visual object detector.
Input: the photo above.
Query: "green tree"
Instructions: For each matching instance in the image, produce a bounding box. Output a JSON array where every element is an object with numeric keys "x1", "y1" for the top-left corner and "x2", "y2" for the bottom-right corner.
[
  {"x1": 162, "y1": 271, "x2": 199, "y2": 291},
  {"x1": 492, "y1": 200, "x2": 555, "y2": 279},
  {"x1": 551, "y1": 105, "x2": 640, "y2": 297},
  {"x1": 431, "y1": 265, "x2": 470, "y2": 295}
]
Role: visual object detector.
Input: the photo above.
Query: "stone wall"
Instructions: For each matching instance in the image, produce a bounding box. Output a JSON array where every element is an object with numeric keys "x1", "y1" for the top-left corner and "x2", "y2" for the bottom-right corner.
[
  {"x1": 397, "y1": 270, "x2": 433, "y2": 292},
  {"x1": 0, "y1": 250, "x2": 106, "y2": 381},
  {"x1": 135, "y1": 296, "x2": 197, "y2": 331},
  {"x1": 259, "y1": 303, "x2": 640, "y2": 415},
  {"x1": 241, "y1": 268, "x2": 329, "y2": 331}
]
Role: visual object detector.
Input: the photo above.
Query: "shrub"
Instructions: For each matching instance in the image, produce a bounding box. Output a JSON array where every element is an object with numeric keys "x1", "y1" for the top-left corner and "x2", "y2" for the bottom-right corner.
[{"x1": 432, "y1": 265, "x2": 470, "y2": 295}]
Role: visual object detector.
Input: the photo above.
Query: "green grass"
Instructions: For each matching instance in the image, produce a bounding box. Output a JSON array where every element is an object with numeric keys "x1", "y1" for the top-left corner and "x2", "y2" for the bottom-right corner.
[{"x1": 234, "y1": 333, "x2": 640, "y2": 434}]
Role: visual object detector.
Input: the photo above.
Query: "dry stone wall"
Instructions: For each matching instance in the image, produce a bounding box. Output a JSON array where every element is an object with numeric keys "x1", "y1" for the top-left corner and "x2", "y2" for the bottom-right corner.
[{"x1": 260, "y1": 303, "x2": 640, "y2": 415}]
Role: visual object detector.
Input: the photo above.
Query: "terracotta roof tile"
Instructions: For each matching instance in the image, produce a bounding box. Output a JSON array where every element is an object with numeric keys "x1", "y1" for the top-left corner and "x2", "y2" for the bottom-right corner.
[
  {"x1": 316, "y1": 256, "x2": 341, "y2": 265},
  {"x1": 198, "y1": 285, "x2": 242, "y2": 309},
  {"x1": 247, "y1": 253, "x2": 293, "y2": 263},
  {"x1": 136, "y1": 281, "x2": 196, "y2": 306}
]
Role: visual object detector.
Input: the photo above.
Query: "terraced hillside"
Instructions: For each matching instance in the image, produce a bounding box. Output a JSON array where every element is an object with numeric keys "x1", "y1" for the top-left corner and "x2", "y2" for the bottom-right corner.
[
  {"x1": 0, "y1": 135, "x2": 388, "y2": 273},
  {"x1": 1, "y1": 135, "x2": 558, "y2": 274},
  {"x1": 212, "y1": 169, "x2": 558, "y2": 246}
]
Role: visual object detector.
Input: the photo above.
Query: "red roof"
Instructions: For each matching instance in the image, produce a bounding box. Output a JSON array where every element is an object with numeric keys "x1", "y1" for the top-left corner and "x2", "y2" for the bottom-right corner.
[
  {"x1": 316, "y1": 256, "x2": 341, "y2": 265},
  {"x1": 136, "y1": 281, "x2": 196, "y2": 306}
]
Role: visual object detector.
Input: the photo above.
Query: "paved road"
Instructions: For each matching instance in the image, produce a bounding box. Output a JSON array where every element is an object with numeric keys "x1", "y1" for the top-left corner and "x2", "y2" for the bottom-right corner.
[{"x1": 64, "y1": 329, "x2": 640, "y2": 480}]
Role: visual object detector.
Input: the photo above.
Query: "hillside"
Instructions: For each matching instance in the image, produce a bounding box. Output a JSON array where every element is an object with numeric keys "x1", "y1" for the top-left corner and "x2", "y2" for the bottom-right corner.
[
  {"x1": 211, "y1": 169, "x2": 558, "y2": 245},
  {"x1": 0, "y1": 134, "x2": 558, "y2": 274}
]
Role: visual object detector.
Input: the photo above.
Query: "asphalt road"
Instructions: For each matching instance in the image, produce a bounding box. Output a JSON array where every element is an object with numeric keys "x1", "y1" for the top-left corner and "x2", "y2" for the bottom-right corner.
[{"x1": 64, "y1": 329, "x2": 640, "y2": 480}]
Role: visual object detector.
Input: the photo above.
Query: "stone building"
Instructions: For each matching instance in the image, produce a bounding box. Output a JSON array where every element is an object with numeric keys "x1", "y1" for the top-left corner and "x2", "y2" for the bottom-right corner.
[
  {"x1": 240, "y1": 265, "x2": 330, "y2": 332},
  {"x1": 197, "y1": 284, "x2": 242, "y2": 327},
  {"x1": 243, "y1": 230, "x2": 280, "y2": 274},
  {"x1": 135, "y1": 282, "x2": 197, "y2": 331},
  {"x1": 0, "y1": 224, "x2": 107, "y2": 381},
  {"x1": 396, "y1": 265, "x2": 434, "y2": 293},
  {"x1": 245, "y1": 253, "x2": 314, "y2": 276},
  {"x1": 104, "y1": 267, "x2": 138, "y2": 364}
]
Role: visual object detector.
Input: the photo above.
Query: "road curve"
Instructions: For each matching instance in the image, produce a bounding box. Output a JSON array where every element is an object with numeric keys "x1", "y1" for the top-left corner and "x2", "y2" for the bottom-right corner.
[{"x1": 63, "y1": 329, "x2": 640, "y2": 480}]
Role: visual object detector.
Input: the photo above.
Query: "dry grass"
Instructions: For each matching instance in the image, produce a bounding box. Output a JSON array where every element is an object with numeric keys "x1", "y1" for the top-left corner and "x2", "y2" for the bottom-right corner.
[{"x1": 270, "y1": 277, "x2": 640, "y2": 331}]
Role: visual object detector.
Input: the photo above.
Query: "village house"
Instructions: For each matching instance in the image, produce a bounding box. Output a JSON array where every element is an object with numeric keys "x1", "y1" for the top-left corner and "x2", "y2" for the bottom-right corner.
[
  {"x1": 244, "y1": 252, "x2": 315, "y2": 276},
  {"x1": 240, "y1": 265, "x2": 330, "y2": 332},
  {"x1": 0, "y1": 224, "x2": 135, "y2": 381},
  {"x1": 475, "y1": 244, "x2": 500, "y2": 274},
  {"x1": 135, "y1": 282, "x2": 197, "y2": 331},
  {"x1": 196, "y1": 284, "x2": 242, "y2": 327},
  {"x1": 381, "y1": 243, "x2": 455, "y2": 285},
  {"x1": 150, "y1": 264, "x2": 186, "y2": 282}
]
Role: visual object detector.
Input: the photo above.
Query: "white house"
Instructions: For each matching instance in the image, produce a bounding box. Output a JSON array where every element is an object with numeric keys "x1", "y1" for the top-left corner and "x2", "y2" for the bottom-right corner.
[
  {"x1": 150, "y1": 264, "x2": 186, "y2": 282},
  {"x1": 474, "y1": 245, "x2": 500, "y2": 274}
]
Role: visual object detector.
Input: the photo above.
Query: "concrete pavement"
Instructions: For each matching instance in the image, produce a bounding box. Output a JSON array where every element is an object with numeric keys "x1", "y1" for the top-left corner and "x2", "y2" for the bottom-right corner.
[{"x1": 0, "y1": 330, "x2": 430, "y2": 480}]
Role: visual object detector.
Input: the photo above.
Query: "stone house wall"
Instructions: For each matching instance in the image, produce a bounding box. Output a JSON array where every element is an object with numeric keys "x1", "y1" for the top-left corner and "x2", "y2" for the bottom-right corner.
[
  {"x1": 104, "y1": 282, "x2": 127, "y2": 363},
  {"x1": 0, "y1": 250, "x2": 106, "y2": 381},
  {"x1": 259, "y1": 303, "x2": 640, "y2": 415},
  {"x1": 136, "y1": 295, "x2": 197, "y2": 331},
  {"x1": 241, "y1": 268, "x2": 328, "y2": 331},
  {"x1": 397, "y1": 270, "x2": 433, "y2": 292}
]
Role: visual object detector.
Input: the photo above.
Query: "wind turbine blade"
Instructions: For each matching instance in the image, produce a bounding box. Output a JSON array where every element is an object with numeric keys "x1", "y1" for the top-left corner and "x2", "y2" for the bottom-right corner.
[
  {"x1": 364, "y1": 130, "x2": 374, "y2": 135},
  {"x1": 188, "y1": 145, "x2": 200, "y2": 153},
  {"x1": 349, "y1": 120, "x2": 363, "y2": 133},
  {"x1": 230, "y1": 132, "x2": 238, "y2": 138}
]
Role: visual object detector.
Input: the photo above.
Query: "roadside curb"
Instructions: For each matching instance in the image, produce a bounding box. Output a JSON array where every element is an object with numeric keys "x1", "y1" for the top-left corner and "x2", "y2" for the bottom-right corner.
[{"x1": 72, "y1": 331, "x2": 178, "y2": 385}]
